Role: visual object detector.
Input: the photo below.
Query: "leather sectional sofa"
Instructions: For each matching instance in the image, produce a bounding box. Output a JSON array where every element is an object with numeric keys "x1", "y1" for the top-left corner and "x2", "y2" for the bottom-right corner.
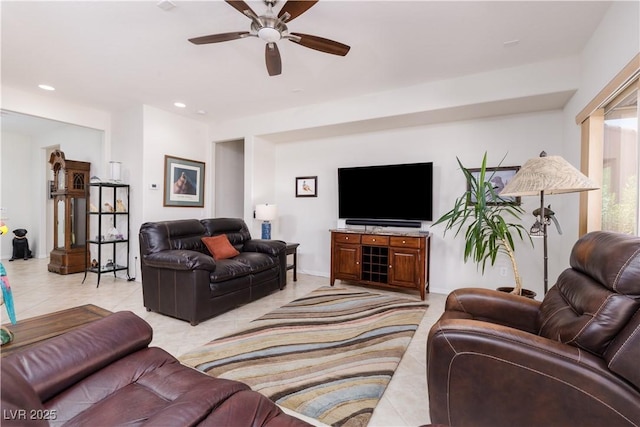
[
  {"x1": 1, "y1": 311, "x2": 311, "y2": 426},
  {"x1": 139, "y1": 218, "x2": 287, "y2": 325},
  {"x1": 427, "y1": 231, "x2": 640, "y2": 427}
]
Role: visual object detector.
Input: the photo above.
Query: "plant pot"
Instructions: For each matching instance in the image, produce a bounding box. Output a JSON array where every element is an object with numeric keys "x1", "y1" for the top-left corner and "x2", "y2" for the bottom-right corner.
[{"x1": 497, "y1": 287, "x2": 537, "y2": 299}]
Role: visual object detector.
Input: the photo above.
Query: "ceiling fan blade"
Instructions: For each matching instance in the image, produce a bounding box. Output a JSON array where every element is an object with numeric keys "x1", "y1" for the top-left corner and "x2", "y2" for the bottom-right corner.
[
  {"x1": 278, "y1": 0, "x2": 318, "y2": 22},
  {"x1": 265, "y1": 43, "x2": 282, "y2": 76},
  {"x1": 189, "y1": 32, "x2": 251, "y2": 45},
  {"x1": 289, "y1": 33, "x2": 350, "y2": 56},
  {"x1": 225, "y1": 0, "x2": 258, "y2": 18}
]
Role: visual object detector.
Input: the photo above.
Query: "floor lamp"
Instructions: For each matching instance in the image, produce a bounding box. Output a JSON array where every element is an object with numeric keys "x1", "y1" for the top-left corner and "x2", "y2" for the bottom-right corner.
[{"x1": 500, "y1": 152, "x2": 598, "y2": 294}]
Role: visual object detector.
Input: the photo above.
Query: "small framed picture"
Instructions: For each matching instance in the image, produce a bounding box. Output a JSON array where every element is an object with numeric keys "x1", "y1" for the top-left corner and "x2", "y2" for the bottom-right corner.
[
  {"x1": 296, "y1": 176, "x2": 317, "y2": 197},
  {"x1": 164, "y1": 155, "x2": 205, "y2": 207},
  {"x1": 467, "y1": 166, "x2": 521, "y2": 205}
]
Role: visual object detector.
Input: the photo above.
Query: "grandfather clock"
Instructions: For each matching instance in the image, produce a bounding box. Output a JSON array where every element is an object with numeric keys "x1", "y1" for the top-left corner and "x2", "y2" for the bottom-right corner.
[{"x1": 48, "y1": 150, "x2": 91, "y2": 274}]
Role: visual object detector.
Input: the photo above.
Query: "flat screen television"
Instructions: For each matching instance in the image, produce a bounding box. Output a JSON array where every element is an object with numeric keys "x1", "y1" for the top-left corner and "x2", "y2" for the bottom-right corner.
[{"x1": 338, "y1": 162, "x2": 433, "y2": 222}]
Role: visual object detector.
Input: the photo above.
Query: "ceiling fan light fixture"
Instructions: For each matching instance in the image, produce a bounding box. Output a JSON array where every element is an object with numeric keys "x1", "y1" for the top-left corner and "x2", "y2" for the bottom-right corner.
[
  {"x1": 258, "y1": 27, "x2": 281, "y2": 43},
  {"x1": 190, "y1": 0, "x2": 348, "y2": 75}
]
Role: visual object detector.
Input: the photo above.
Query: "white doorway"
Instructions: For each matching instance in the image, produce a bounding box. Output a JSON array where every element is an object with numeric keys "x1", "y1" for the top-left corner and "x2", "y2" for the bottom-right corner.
[{"x1": 214, "y1": 139, "x2": 244, "y2": 218}]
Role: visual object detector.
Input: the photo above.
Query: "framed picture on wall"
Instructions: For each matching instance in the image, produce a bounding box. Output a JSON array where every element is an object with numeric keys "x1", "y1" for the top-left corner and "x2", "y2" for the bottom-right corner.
[
  {"x1": 467, "y1": 166, "x2": 521, "y2": 205},
  {"x1": 296, "y1": 176, "x2": 317, "y2": 197},
  {"x1": 163, "y1": 155, "x2": 205, "y2": 207}
]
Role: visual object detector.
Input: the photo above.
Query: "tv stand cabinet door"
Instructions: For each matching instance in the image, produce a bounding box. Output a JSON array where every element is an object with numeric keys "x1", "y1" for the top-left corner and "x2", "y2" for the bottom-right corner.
[
  {"x1": 333, "y1": 243, "x2": 361, "y2": 282},
  {"x1": 389, "y1": 248, "x2": 421, "y2": 288}
]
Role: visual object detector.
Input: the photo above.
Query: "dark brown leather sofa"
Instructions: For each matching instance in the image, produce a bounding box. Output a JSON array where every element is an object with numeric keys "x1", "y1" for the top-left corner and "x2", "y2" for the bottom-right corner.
[
  {"x1": 427, "y1": 231, "x2": 640, "y2": 427},
  {"x1": 139, "y1": 218, "x2": 287, "y2": 325},
  {"x1": 1, "y1": 311, "x2": 310, "y2": 427}
]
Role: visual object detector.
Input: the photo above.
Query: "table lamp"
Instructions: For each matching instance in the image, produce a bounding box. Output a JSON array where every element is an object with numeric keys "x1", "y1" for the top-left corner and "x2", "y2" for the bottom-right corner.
[{"x1": 256, "y1": 204, "x2": 277, "y2": 239}]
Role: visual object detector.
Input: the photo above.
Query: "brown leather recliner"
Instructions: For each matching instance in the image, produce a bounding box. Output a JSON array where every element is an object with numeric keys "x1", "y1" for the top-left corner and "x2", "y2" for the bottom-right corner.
[
  {"x1": 427, "y1": 231, "x2": 640, "y2": 427},
  {"x1": 1, "y1": 311, "x2": 311, "y2": 426},
  {"x1": 139, "y1": 218, "x2": 287, "y2": 325}
]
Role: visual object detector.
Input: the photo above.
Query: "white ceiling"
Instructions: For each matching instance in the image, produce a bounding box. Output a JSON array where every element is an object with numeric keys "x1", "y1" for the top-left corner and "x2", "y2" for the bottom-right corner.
[{"x1": 1, "y1": 0, "x2": 612, "y2": 128}]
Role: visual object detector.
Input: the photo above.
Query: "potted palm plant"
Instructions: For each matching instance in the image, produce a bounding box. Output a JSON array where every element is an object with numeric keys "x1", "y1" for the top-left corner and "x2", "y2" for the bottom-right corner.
[{"x1": 433, "y1": 153, "x2": 533, "y2": 296}]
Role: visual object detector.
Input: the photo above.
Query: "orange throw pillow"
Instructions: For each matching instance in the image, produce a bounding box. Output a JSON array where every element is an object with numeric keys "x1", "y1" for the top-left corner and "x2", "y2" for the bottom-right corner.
[{"x1": 201, "y1": 235, "x2": 240, "y2": 260}]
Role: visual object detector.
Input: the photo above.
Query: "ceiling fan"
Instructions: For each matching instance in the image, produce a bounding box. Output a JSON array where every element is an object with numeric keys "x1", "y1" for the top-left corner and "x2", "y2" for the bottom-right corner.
[{"x1": 189, "y1": 0, "x2": 350, "y2": 76}]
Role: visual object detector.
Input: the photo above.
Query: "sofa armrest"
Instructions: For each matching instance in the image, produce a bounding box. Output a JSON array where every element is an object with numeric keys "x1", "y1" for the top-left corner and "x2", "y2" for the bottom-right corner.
[
  {"x1": 244, "y1": 239, "x2": 287, "y2": 288},
  {"x1": 442, "y1": 287, "x2": 541, "y2": 333},
  {"x1": 427, "y1": 318, "x2": 640, "y2": 427},
  {"x1": 3, "y1": 312, "x2": 152, "y2": 403},
  {"x1": 243, "y1": 239, "x2": 286, "y2": 256},
  {"x1": 143, "y1": 249, "x2": 217, "y2": 271}
]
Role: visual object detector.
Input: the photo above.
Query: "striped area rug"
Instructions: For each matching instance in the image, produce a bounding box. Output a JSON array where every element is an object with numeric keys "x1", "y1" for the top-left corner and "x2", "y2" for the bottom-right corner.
[{"x1": 179, "y1": 287, "x2": 427, "y2": 426}]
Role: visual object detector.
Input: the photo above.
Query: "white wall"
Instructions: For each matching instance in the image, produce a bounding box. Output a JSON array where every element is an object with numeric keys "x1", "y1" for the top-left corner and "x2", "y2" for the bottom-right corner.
[
  {"x1": 140, "y1": 105, "x2": 211, "y2": 222},
  {"x1": 273, "y1": 110, "x2": 562, "y2": 296},
  {"x1": 108, "y1": 105, "x2": 211, "y2": 279},
  {"x1": 111, "y1": 106, "x2": 144, "y2": 280},
  {"x1": 1, "y1": 88, "x2": 110, "y2": 263},
  {"x1": 246, "y1": 136, "x2": 278, "y2": 237},
  {"x1": 553, "y1": 0, "x2": 640, "y2": 280},
  {"x1": 0, "y1": 132, "x2": 37, "y2": 259},
  {"x1": 0, "y1": 124, "x2": 103, "y2": 260}
]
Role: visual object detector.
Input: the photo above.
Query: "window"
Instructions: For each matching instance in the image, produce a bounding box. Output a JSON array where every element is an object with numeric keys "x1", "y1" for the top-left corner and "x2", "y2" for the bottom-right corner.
[{"x1": 578, "y1": 54, "x2": 640, "y2": 235}]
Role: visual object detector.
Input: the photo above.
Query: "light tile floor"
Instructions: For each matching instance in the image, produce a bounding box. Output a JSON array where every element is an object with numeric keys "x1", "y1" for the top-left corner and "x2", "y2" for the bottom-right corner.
[{"x1": 1, "y1": 258, "x2": 446, "y2": 426}]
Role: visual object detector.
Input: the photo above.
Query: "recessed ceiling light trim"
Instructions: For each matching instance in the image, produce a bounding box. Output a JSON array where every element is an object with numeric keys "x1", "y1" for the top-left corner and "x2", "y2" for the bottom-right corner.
[
  {"x1": 174, "y1": 102, "x2": 187, "y2": 108},
  {"x1": 38, "y1": 84, "x2": 56, "y2": 91},
  {"x1": 503, "y1": 39, "x2": 520, "y2": 48},
  {"x1": 157, "y1": 0, "x2": 176, "y2": 12}
]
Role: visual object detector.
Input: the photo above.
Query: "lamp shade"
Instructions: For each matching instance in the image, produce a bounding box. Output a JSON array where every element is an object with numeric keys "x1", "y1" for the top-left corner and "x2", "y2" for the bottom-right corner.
[
  {"x1": 256, "y1": 204, "x2": 277, "y2": 221},
  {"x1": 500, "y1": 153, "x2": 598, "y2": 197}
]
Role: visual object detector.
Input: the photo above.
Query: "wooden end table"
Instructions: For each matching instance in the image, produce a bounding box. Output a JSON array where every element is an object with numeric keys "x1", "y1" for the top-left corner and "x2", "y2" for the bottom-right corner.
[
  {"x1": 1, "y1": 304, "x2": 112, "y2": 358},
  {"x1": 285, "y1": 242, "x2": 300, "y2": 282}
]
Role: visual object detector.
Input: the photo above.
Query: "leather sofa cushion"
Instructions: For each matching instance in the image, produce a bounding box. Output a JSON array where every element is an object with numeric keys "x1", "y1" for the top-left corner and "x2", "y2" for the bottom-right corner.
[
  {"x1": 235, "y1": 252, "x2": 277, "y2": 273},
  {"x1": 1, "y1": 364, "x2": 47, "y2": 427},
  {"x1": 209, "y1": 259, "x2": 253, "y2": 282},
  {"x1": 44, "y1": 347, "x2": 281, "y2": 426},
  {"x1": 538, "y1": 271, "x2": 639, "y2": 355},
  {"x1": 604, "y1": 309, "x2": 640, "y2": 390},
  {"x1": 6, "y1": 312, "x2": 153, "y2": 402},
  {"x1": 202, "y1": 235, "x2": 240, "y2": 260},
  {"x1": 200, "y1": 218, "x2": 252, "y2": 247},
  {"x1": 538, "y1": 231, "x2": 640, "y2": 356},
  {"x1": 208, "y1": 253, "x2": 277, "y2": 283},
  {"x1": 140, "y1": 219, "x2": 207, "y2": 255},
  {"x1": 570, "y1": 231, "x2": 640, "y2": 297}
]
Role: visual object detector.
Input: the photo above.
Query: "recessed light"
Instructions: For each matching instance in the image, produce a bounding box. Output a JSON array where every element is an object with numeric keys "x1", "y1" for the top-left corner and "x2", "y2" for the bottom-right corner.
[
  {"x1": 38, "y1": 84, "x2": 55, "y2": 91},
  {"x1": 174, "y1": 102, "x2": 186, "y2": 108},
  {"x1": 503, "y1": 39, "x2": 520, "y2": 48},
  {"x1": 157, "y1": 0, "x2": 176, "y2": 11},
  {"x1": 196, "y1": 110, "x2": 207, "y2": 115}
]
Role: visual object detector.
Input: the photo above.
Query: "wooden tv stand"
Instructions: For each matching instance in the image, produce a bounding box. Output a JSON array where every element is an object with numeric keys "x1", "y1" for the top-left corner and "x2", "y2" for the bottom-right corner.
[{"x1": 330, "y1": 229, "x2": 430, "y2": 300}]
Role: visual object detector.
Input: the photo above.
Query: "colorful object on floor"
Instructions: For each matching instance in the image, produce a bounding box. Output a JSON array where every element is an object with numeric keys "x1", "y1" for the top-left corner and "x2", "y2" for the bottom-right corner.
[
  {"x1": 0, "y1": 224, "x2": 8, "y2": 236},
  {"x1": 1, "y1": 326, "x2": 14, "y2": 345},
  {"x1": 180, "y1": 287, "x2": 428, "y2": 427},
  {"x1": 0, "y1": 263, "x2": 16, "y2": 324}
]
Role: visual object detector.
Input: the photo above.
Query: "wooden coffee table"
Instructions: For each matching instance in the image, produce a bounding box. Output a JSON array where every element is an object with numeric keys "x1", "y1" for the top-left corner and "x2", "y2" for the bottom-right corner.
[{"x1": 1, "y1": 304, "x2": 112, "y2": 358}]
